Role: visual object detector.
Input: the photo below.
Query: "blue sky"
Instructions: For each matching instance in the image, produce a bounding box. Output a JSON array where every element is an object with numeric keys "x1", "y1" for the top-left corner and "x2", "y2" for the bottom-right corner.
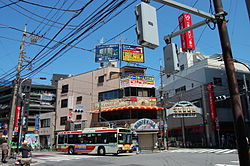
[{"x1": 0, "y1": 0, "x2": 249, "y2": 87}]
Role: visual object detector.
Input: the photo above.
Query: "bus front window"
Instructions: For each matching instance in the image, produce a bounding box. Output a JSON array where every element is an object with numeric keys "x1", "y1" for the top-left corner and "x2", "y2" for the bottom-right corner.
[{"x1": 118, "y1": 133, "x2": 132, "y2": 144}]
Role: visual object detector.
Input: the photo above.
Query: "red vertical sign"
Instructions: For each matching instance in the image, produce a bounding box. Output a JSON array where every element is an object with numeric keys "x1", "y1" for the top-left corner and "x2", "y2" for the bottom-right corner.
[
  {"x1": 207, "y1": 82, "x2": 217, "y2": 122},
  {"x1": 14, "y1": 105, "x2": 21, "y2": 132},
  {"x1": 178, "y1": 13, "x2": 195, "y2": 51}
]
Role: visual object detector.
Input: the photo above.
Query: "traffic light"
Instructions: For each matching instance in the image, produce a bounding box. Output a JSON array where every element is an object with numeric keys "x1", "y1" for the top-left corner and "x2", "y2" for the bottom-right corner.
[
  {"x1": 163, "y1": 43, "x2": 180, "y2": 74},
  {"x1": 135, "y1": 2, "x2": 159, "y2": 49},
  {"x1": 215, "y1": 95, "x2": 227, "y2": 101}
]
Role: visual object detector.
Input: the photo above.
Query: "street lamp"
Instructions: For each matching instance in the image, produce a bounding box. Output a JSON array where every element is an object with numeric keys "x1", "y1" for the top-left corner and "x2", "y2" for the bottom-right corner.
[{"x1": 16, "y1": 77, "x2": 46, "y2": 152}]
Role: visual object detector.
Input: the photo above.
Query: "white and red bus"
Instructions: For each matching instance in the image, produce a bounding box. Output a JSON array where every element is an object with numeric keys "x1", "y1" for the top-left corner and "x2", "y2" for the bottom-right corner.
[{"x1": 56, "y1": 127, "x2": 133, "y2": 155}]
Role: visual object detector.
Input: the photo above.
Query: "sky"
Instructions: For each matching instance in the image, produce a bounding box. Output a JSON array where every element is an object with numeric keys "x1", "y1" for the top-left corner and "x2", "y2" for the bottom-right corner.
[{"x1": 0, "y1": 0, "x2": 249, "y2": 87}]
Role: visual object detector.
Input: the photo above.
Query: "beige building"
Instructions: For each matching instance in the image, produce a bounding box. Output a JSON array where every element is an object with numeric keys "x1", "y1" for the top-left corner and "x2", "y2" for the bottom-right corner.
[
  {"x1": 55, "y1": 65, "x2": 120, "y2": 132},
  {"x1": 39, "y1": 112, "x2": 55, "y2": 149}
]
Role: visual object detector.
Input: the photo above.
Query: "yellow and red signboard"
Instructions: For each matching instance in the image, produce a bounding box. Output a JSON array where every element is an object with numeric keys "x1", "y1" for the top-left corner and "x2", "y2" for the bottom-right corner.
[
  {"x1": 122, "y1": 44, "x2": 144, "y2": 63},
  {"x1": 120, "y1": 75, "x2": 155, "y2": 88}
]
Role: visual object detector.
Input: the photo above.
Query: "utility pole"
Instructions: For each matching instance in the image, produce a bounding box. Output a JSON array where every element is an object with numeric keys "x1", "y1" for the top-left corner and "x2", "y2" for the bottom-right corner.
[
  {"x1": 245, "y1": 0, "x2": 250, "y2": 20},
  {"x1": 160, "y1": 66, "x2": 167, "y2": 149},
  {"x1": 8, "y1": 24, "x2": 27, "y2": 149},
  {"x1": 213, "y1": 0, "x2": 250, "y2": 165},
  {"x1": 243, "y1": 74, "x2": 250, "y2": 137}
]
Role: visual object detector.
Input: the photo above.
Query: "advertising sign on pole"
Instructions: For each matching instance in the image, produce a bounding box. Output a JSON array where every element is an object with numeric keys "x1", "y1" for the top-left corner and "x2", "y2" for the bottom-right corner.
[
  {"x1": 178, "y1": 13, "x2": 195, "y2": 51},
  {"x1": 35, "y1": 114, "x2": 40, "y2": 131},
  {"x1": 95, "y1": 44, "x2": 119, "y2": 63},
  {"x1": 207, "y1": 82, "x2": 217, "y2": 122},
  {"x1": 14, "y1": 105, "x2": 21, "y2": 132},
  {"x1": 122, "y1": 44, "x2": 144, "y2": 63}
]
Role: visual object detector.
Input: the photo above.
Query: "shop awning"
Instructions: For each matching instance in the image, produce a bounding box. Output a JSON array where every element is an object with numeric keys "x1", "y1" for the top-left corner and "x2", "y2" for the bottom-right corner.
[{"x1": 92, "y1": 105, "x2": 164, "y2": 113}]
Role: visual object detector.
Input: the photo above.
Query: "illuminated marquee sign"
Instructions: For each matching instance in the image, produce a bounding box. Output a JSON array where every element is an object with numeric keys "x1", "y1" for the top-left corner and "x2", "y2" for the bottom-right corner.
[
  {"x1": 122, "y1": 44, "x2": 144, "y2": 63},
  {"x1": 132, "y1": 118, "x2": 158, "y2": 130},
  {"x1": 120, "y1": 75, "x2": 155, "y2": 88},
  {"x1": 167, "y1": 101, "x2": 202, "y2": 118}
]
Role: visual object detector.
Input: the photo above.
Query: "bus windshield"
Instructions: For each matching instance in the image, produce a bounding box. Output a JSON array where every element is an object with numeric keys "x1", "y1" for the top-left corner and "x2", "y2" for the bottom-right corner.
[{"x1": 118, "y1": 133, "x2": 132, "y2": 144}]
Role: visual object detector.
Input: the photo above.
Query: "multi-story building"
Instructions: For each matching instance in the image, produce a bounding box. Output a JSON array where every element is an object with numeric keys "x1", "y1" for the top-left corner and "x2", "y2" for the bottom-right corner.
[
  {"x1": 0, "y1": 80, "x2": 56, "y2": 143},
  {"x1": 55, "y1": 64, "x2": 121, "y2": 132},
  {"x1": 55, "y1": 65, "x2": 163, "y2": 150},
  {"x1": 162, "y1": 51, "x2": 250, "y2": 148}
]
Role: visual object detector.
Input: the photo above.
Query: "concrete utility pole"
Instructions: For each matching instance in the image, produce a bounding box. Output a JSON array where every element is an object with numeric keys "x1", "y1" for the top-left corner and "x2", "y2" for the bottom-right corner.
[
  {"x1": 8, "y1": 25, "x2": 27, "y2": 149},
  {"x1": 213, "y1": 0, "x2": 249, "y2": 165},
  {"x1": 245, "y1": 0, "x2": 250, "y2": 20},
  {"x1": 160, "y1": 66, "x2": 167, "y2": 149},
  {"x1": 243, "y1": 74, "x2": 250, "y2": 125}
]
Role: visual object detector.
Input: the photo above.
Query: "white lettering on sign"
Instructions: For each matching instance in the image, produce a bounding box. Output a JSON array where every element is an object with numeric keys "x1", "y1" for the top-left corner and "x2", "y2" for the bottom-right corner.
[{"x1": 132, "y1": 118, "x2": 158, "y2": 130}]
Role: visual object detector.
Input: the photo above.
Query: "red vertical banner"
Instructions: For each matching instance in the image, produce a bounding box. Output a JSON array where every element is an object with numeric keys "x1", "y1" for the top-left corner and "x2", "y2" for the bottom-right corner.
[
  {"x1": 207, "y1": 82, "x2": 217, "y2": 122},
  {"x1": 178, "y1": 13, "x2": 195, "y2": 51},
  {"x1": 67, "y1": 109, "x2": 73, "y2": 122},
  {"x1": 14, "y1": 105, "x2": 21, "y2": 132}
]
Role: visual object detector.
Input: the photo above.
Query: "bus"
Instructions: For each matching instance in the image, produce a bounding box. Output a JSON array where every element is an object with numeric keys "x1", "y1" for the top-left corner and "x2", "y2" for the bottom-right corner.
[{"x1": 56, "y1": 127, "x2": 133, "y2": 155}]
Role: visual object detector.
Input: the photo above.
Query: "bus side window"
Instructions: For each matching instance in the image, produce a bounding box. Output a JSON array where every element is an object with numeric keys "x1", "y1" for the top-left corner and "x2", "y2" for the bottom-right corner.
[
  {"x1": 77, "y1": 134, "x2": 84, "y2": 144},
  {"x1": 97, "y1": 133, "x2": 107, "y2": 144},
  {"x1": 64, "y1": 135, "x2": 68, "y2": 144},
  {"x1": 87, "y1": 134, "x2": 92, "y2": 144},
  {"x1": 82, "y1": 134, "x2": 88, "y2": 144},
  {"x1": 108, "y1": 132, "x2": 116, "y2": 143},
  {"x1": 58, "y1": 135, "x2": 65, "y2": 144},
  {"x1": 68, "y1": 134, "x2": 75, "y2": 144}
]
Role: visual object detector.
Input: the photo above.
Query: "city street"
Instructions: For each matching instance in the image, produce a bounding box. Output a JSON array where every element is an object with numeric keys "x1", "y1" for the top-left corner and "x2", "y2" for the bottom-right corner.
[{"x1": 31, "y1": 148, "x2": 239, "y2": 166}]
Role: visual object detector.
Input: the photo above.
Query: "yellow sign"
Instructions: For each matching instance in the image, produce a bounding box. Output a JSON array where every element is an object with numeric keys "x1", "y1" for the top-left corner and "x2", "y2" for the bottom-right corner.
[
  {"x1": 122, "y1": 52, "x2": 144, "y2": 63},
  {"x1": 122, "y1": 44, "x2": 144, "y2": 63}
]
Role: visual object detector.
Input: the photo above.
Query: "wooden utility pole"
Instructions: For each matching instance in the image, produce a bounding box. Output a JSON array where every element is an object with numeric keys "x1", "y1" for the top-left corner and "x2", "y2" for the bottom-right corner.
[
  {"x1": 8, "y1": 25, "x2": 27, "y2": 150},
  {"x1": 213, "y1": 0, "x2": 250, "y2": 165}
]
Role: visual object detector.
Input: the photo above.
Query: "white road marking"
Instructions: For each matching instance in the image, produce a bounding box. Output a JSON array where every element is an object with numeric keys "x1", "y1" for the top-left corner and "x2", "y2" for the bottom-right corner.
[{"x1": 167, "y1": 148, "x2": 237, "y2": 154}]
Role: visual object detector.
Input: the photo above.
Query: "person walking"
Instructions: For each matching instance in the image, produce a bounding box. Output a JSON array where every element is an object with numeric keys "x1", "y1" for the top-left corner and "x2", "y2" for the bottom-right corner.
[
  {"x1": 18, "y1": 140, "x2": 32, "y2": 166},
  {"x1": 1, "y1": 140, "x2": 9, "y2": 163}
]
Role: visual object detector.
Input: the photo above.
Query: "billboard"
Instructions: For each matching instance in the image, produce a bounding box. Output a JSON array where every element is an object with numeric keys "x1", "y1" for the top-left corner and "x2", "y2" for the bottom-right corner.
[
  {"x1": 122, "y1": 44, "x2": 144, "y2": 63},
  {"x1": 120, "y1": 75, "x2": 155, "y2": 88},
  {"x1": 95, "y1": 44, "x2": 119, "y2": 63},
  {"x1": 178, "y1": 13, "x2": 195, "y2": 51}
]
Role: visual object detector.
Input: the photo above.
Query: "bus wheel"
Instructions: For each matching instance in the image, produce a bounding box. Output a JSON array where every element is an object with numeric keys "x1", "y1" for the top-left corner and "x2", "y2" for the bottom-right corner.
[
  {"x1": 68, "y1": 147, "x2": 74, "y2": 155},
  {"x1": 98, "y1": 147, "x2": 106, "y2": 156}
]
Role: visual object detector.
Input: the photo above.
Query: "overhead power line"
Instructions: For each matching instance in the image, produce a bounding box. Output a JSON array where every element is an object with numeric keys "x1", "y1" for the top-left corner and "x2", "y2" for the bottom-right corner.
[
  {"x1": 20, "y1": 0, "x2": 83, "y2": 12},
  {"x1": 0, "y1": 0, "x2": 20, "y2": 9}
]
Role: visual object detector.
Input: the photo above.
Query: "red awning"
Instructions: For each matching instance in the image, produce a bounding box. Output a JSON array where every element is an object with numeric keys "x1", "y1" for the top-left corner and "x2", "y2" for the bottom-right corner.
[{"x1": 91, "y1": 105, "x2": 164, "y2": 113}]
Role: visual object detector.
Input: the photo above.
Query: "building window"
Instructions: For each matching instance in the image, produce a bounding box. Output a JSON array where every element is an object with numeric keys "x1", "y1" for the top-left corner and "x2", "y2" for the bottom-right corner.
[
  {"x1": 76, "y1": 96, "x2": 82, "y2": 104},
  {"x1": 61, "y1": 84, "x2": 69, "y2": 93},
  {"x1": 123, "y1": 87, "x2": 155, "y2": 97},
  {"x1": 60, "y1": 116, "x2": 67, "y2": 125},
  {"x1": 74, "y1": 124, "x2": 82, "y2": 130},
  {"x1": 213, "y1": 77, "x2": 222, "y2": 86},
  {"x1": 98, "y1": 75, "x2": 104, "y2": 83},
  {"x1": 98, "y1": 89, "x2": 123, "y2": 101},
  {"x1": 110, "y1": 72, "x2": 120, "y2": 79},
  {"x1": 41, "y1": 119, "x2": 50, "y2": 128},
  {"x1": 61, "y1": 99, "x2": 68, "y2": 108},
  {"x1": 76, "y1": 115, "x2": 82, "y2": 120},
  {"x1": 175, "y1": 86, "x2": 186, "y2": 94}
]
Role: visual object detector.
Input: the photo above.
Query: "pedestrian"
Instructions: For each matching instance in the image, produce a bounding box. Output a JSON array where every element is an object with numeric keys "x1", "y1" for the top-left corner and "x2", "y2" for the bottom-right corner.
[
  {"x1": 1, "y1": 140, "x2": 9, "y2": 163},
  {"x1": 18, "y1": 140, "x2": 32, "y2": 166}
]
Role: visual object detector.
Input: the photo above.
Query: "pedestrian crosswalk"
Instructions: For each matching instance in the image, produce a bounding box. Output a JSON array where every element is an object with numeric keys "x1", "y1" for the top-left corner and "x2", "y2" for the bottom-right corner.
[
  {"x1": 34, "y1": 154, "x2": 103, "y2": 163},
  {"x1": 166, "y1": 148, "x2": 237, "y2": 154}
]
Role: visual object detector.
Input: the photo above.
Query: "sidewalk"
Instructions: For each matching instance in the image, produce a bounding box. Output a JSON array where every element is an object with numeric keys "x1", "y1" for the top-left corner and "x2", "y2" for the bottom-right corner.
[{"x1": 0, "y1": 155, "x2": 38, "y2": 166}]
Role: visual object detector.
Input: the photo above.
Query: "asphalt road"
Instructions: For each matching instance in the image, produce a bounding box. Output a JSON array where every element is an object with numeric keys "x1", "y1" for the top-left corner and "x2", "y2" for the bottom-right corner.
[{"x1": 32, "y1": 149, "x2": 239, "y2": 166}]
